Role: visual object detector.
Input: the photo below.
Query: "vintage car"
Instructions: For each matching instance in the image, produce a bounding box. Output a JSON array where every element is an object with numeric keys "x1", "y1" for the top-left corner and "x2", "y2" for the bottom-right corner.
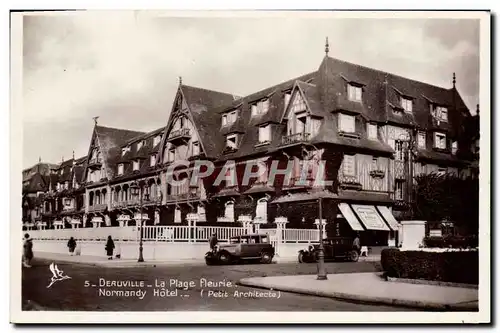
[
  {"x1": 298, "y1": 237, "x2": 360, "y2": 263},
  {"x1": 205, "y1": 234, "x2": 275, "y2": 265}
]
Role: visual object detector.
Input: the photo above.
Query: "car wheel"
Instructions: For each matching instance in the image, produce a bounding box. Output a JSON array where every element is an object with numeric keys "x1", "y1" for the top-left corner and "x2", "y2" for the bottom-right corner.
[
  {"x1": 350, "y1": 250, "x2": 359, "y2": 262},
  {"x1": 261, "y1": 252, "x2": 273, "y2": 264},
  {"x1": 218, "y1": 252, "x2": 231, "y2": 264},
  {"x1": 205, "y1": 258, "x2": 214, "y2": 266},
  {"x1": 298, "y1": 252, "x2": 304, "y2": 263}
]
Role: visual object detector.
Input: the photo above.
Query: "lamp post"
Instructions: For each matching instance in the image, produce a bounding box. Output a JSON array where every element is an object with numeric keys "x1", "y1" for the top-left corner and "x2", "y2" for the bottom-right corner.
[
  {"x1": 316, "y1": 197, "x2": 327, "y2": 280},
  {"x1": 130, "y1": 181, "x2": 149, "y2": 263}
]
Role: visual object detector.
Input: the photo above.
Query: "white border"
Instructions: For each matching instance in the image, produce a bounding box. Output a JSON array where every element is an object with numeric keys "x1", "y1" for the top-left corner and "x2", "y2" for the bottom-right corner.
[{"x1": 8, "y1": 9, "x2": 491, "y2": 325}]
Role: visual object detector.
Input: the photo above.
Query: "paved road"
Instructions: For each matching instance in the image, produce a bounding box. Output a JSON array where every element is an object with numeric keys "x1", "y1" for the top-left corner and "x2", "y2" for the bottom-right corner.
[{"x1": 22, "y1": 258, "x2": 407, "y2": 311}]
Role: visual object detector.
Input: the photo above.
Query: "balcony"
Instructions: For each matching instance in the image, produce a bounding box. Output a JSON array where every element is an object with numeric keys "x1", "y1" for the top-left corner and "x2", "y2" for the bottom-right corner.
[
  {"x1": 167, "y1": 128, "x2": 191, "y2": 145},
  {"x1": 166, "y1": 192, "x2": 201, "y2": 202},
  {"x1": 88, "y1": 203, "x2": 108, "y2": 212},
  {"x1": 339, "y1": 175, "x2": 362, "y2": 191},
  {"x1": 88, "y1": 157, "x2": 103, "y2": 169},
  {"x1": 280, "y1": 132, "x2": 311, "y2": 147},
  {"x1": 282, "y1": 177, "x2": 313, "y2": 191}
]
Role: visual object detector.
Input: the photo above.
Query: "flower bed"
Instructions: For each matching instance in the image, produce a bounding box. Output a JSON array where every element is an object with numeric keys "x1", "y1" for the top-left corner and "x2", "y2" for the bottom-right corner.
[
  {"x1": 423, "y1": 235, "x2": 478, "y2": 249},
  {"x1": 381, "y1": 248, "x2": 479, "y2": 285}
]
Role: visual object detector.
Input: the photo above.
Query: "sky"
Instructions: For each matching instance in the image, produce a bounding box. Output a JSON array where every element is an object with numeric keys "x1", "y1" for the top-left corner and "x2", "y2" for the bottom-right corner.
[{"x1": 21, "y1": 12, "x2": 481, "y2": 168}]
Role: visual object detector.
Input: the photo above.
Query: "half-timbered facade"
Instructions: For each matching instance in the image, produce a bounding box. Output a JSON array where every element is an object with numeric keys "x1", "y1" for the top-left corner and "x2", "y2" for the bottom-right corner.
[{"x1": 28, "y1": 43, "x2": 479, "y2": 245}]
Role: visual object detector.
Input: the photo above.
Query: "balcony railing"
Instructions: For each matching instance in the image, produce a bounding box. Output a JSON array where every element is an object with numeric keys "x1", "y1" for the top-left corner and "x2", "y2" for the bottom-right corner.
[
  {"x1": 88, "y1": 203, "x2": 108, "y2": 212},
  {"x1": 165, "y1": 192, "x2": 200, "y2": 202},
  {"x1": 339, "y1": 174, "x2": 362, "y2": 191},
  {"x1": 167, "y1": 128, "x2": 191, "y2": 143},
  {"x1": 281, "y1": 132, "x2": 310, "y2": 146},
  {"x1": 88, "y1": 157, "x2": 103, "y2": 168}
]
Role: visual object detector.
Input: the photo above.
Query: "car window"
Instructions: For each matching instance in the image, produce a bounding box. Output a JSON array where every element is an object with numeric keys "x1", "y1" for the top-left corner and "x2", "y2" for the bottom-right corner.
[{"x1": 230, "y1": 237, "x2": 240, "y2": 244}]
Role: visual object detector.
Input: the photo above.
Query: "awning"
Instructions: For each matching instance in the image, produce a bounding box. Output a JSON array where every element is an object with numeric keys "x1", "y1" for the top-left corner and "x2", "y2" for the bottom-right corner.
[
  {"x1": 53, "y1": 220, "x2": 64, "y2": 226},
  {"x1": 70, "y1": 219, "x2": 82, "y2": 224},
  {"x1": 91, "y1": 217, "x2": 103, "y2": 223},
  {"x1": 133, "y1": 213, "x2": 149, "y2": 221},
  {"x1": 351, "y1": 204, "x2": 390, "y2": 231},
  {"x1": 117, "y1": 214, "x2": 131, "y2": 222},
  {"x1": 338, "y1": 203, "x2": 364, "y2": 231},
  {"x1": 376, "y1": 206, "x2": 400, "y2": 231},
  {"x1": 272, "y1": 191, "x2": 338, "y2": 204}
]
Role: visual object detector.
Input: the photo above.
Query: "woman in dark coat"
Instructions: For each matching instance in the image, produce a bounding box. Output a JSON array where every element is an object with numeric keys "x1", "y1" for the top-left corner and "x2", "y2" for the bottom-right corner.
[
  {"x1": 67, "y1": 237, "x2": 77, "y2": 256},
  {"x1": 23, "y1": 233, "x2": 33, "y2": 268},
  {"x1": 105, "y1": 236, "x2": 115, "y2": 260}
]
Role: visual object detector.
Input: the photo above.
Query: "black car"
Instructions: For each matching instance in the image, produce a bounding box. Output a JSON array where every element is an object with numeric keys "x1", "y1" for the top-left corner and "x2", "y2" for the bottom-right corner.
[
  {"x1": 298, "y1": 237, "x2": 360, "y2": 263},
  {"x1": 205, "y1": 234, "x2": 275, "y2": 265}
]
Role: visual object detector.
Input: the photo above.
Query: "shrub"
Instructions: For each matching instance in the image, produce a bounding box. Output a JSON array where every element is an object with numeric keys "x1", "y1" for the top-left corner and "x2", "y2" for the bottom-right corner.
[
  {"x1": 423, "y1": 235, "x2": 479, "y2": 249},
  {"x1": 381, "y1": 248, "x2": 479, "y2": 285}
]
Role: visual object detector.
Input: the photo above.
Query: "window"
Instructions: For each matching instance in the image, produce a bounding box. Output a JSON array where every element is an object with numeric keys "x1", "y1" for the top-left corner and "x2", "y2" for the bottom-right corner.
[
  {"x1": 452, "y1": 141, "x2": 458, "y2": 155},
  {"x1": 122, "y1": 146, "x2": 130, "y2": 156},
  {"x1": 284, "y1": 91, "x2": 292, "y2": 109},
  {"x1": 153, "y1": 135, "x2": 162, "y2": 146},
  {"x1": 395, "y1": 180, "x2": 404, "y2": 200},
  {"x1": 136, "y1": 141, "x2": 144, "y2": 151},
  {"x1": 342, "y1": 155, "x2": 356, "y2": 176},
  {"x1": 133, "y1": 160, "x2": 140, "y2": 171},
  {"x1": 118, "y1": 164, "x2": 124, "y2": 175},
  {"x1": 168, "y1": 149, "x2": 175, "y2": 162},
  {"x1": 192, "y1": 141, "x2": 200, "y2": 156},
  {"x1": 371, "y1": 157, "x2": 378, "y2": 169},
  {"x1": 417, "y1": 131, "x2": 426, "y2": 149},
  {"x1": 434, "y1": 132, "x2": 447, "y2": 149},
  {"x1": 290, "y1": 93, "x2": 307, "y2": 114},
  {"x1": 226, "y1": 134, "x2": 238, "y2": 149},
  {"x1": 367, "y1": 123, "x2": 377, "y2": 140},
  {"x1": 251, "y1": 99, "x2": 270, "y2": 117},
  {"x1": 258, "y1": 125, "x2": 271, "y2": 143},
  {"x1": 64, "y1": 181, "x2": 69, "y2": 190},
  {"x1": 174, "y1": 207, "x2": 182, "y2": 223},
  {"x1": 150, "y1": 155, "x2": 156, "y2": 167},
  {"x1": 434, "y1": 106, "x2": 448, "y2": 122},
  {"x1": 339, "y1": 114, "x2": 355, "y2": 133},
  {"x1": 395, "y1": 140, "x2": 405, "y2": 160},
  {"x1": 348, "y1": 84, "x2": 362, "y2": 101},
  {"x1": 401, "y1": 97, "x2": 413, "y2": 113},
  {"x1": 222, "y1": 114, "x2": 228, "y2": 126},
  {"x1": 228, "y1": 110, "x2": 237, "y2": 123}
]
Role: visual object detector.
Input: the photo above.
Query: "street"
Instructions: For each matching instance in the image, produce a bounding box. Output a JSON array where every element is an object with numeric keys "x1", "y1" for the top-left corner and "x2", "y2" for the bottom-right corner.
[{"x1": 22, "y1": 258, "x2": 408, "y2": 311}]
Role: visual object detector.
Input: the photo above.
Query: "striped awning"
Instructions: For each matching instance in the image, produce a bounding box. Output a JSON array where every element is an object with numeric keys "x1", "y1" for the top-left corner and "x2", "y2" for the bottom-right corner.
[
  {"x1": 351, "y1": 204, "x2": 390, "y2": 231},
  {"x1": 91, "y1": 217, "x2": 103, "y2": 223},
  {"x1": 376, "y1": 206, "x2": 400, "y2": 231},
  {"x1": 117, "y1": 214, "x2": 131, "y2": 222},
  {"x1": 53, "y1": 220, "x2": 64, "y2": 226},
  {"x1": 338, "y1": 203, "x2": 364, "y2": 231},
  {"x1": 133, "y1": 213, "x2": 149, "y2": 221}
]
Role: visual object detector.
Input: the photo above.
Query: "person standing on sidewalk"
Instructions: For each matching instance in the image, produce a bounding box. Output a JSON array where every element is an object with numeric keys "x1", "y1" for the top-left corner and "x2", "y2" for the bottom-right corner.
[
  {"x1": 67, "y1": 237, "x2": 77, "y2": 256},
  {"x1": 353, "y1": 233, "x2": 361, "y2": 252},
  {"x1": 105, "y1": 236, "x2": 115, "y2": 260},
  {"x1": 23, "y1": 233, "x2": 33, "y2": 268},
  {"x1": 209, "y1": 233, "x2": 218, "y2": 252}
]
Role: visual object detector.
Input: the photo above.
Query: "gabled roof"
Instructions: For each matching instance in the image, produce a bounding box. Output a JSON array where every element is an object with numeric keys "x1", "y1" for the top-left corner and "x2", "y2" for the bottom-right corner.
[
  {"x1": 22, "y1": 172, "x2": 48, "y2": 193},
  {"x1": 89, "y1": 125, "x2": 146, "y2": 180}
]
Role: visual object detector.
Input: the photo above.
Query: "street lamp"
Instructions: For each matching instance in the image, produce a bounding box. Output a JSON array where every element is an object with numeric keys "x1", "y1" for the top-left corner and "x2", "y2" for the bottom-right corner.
[
  {"x1": 130, "y1": 181, "x2": 149, "y2": 263},
  {"x1": 316, "y1": 196, "x2": 327, "y2": 280}
]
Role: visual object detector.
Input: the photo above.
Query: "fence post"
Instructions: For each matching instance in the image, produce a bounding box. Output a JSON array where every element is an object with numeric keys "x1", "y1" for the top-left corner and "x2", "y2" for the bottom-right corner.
[
  {"x1": 238, "y1": 215, "x2": 253, "y2": 234},
  {"x1": 275, "y1": 216, "x2": 288, "y2": 244},
  {"x1": 186, "y1": 213, "x2": 199, "y2": 243}
]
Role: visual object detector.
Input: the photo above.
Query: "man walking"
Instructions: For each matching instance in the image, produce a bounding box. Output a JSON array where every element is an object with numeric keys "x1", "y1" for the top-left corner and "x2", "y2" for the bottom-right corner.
[{"x1": 209, "y1": 233, "x2": 218, "y2": 251}]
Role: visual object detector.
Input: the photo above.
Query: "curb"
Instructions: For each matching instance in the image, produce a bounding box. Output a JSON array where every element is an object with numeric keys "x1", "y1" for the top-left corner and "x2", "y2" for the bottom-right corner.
[
  {"x1": 386, "y1": 276, "x2": 478, "y2": 290},
  {"x1": 237, "y1": 278, "x2": 478, "y2": 311}
]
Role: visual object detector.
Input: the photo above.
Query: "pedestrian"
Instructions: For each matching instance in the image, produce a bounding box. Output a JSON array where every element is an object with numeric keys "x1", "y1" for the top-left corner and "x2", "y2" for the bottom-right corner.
[
  {"x1": 105, "y1": 235, "x2": 115, "y2": 260},
  {"x1": 209, "y1": 233, "x2": 218, "y2": 251},
  {"x1": 67, "y1": 237, "x2": 77, "y2": 256},
  {"x1": 23, "y1": 233, "x2": 33, "y2": 268},
  {"x1": 353, "y1": 232, "x2": 361, "y2": 252}
]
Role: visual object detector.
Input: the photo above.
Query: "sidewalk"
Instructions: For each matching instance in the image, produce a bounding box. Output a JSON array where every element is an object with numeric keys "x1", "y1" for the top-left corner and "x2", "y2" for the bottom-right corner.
[
  {"x1": 34, "y1": 252, "x2": 380, "y2": 267},
  {"x1": 238, "y1": 273, "x2": 478, "y2": 311}
]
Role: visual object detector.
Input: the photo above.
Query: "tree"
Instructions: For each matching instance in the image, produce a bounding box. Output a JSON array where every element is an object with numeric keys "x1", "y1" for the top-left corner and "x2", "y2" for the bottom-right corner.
[{"x1": 412, "y1": 172, "x2": 479, "y2": 235}]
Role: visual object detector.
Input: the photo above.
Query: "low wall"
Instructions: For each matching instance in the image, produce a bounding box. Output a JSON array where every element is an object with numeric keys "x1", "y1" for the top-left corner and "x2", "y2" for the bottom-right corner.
[{"x1": 32, "y1": 240, "x2": 307, "y2": 261}]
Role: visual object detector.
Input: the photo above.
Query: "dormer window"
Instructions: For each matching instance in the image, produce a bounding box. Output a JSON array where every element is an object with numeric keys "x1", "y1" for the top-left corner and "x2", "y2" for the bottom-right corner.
[
  {"x1": 153, "y1": 135, "x2": 162, "y2": 146},
  {"x1": 133, "y1": 160, "x2": 140, "y2": 171},
  {"x1": 121, "y1": 146, "x2": 130, "y2": 156},
  {"x1": 136, "y1": 141, "x2": 144, "y2": 151},
  {"x1": 118, "y1": 164, "x2": 124, "y2": 175},
  {"x1": 150, "y1": 155, "x2": 157, "y2": 167},
  {"x1": 432, "y1": 105, "x2": 448, "y2": 122},
  {"x1": 284, "y1": 91, "x2": 292, "y2": 109},
  {"x1": 401, "y1": 97, "x2": 413, "y2": 113},
  {"x1": 367, "y1": 123, "x2": 377, "y2": 140},
  {"x1": 339, "y1": 114, "x2": 355, "y2": 133},
  {"x1": 417, "y1": 131, "x2": 426, "y2": 149},
  {"x1": 347, "y1": 84, "x2": 362, "y2": 102},
  {"x1": 251, "y1": 99, "x2": 270, "y2": 117},
  {"x1": 226, "y1": 134, "x2": 238, "y2": 149},
  {"x1": 258, "y1": 124, "x2": 271, "y2": 143},
  {"x1": 434, "y1": 132, "x2": 447, "y2": 149},
  {"x1": 222, "y1": 110, "x2": 238, "y2": 126}
]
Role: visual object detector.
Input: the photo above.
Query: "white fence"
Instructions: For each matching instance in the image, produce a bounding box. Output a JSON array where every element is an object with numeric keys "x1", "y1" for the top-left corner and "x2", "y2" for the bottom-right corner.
[{"x1": 27, "y1": 225, "x2": 320, "y2": 243}]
